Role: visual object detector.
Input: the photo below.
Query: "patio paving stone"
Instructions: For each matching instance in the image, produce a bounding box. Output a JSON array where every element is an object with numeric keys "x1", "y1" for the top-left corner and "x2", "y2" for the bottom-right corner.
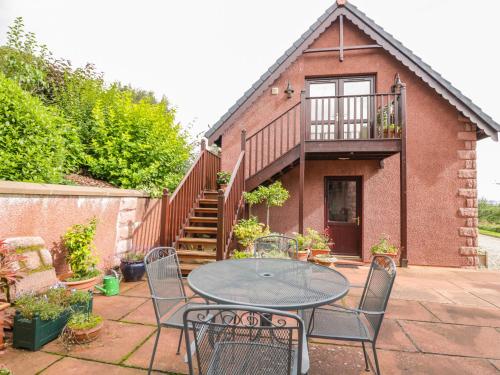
[
  {"x1": 43, "y1": 320, "x2": 155, "y2": 364},
  {"x1": 385, "y1": 300, "x2": 439, "y2": 322},
  {"x1": 423, "y1": 302, "x2": 500, "y2": 327},
  {"x1": 40, "y1": 357, "x2": 147, "y2": 374},
  {"x1": 490, "y1": 359, "x2": 500, "y2": 371},
  {"x1": 0, "y1": 348, "x2": 61, "y2": 375},
  {"x1": 399, "y1": 320, "x2": 500, "y2": 359},
  {"x1": 120, "y1": 299, "x2": 156, "y2": 325},
  {"x1": 390, "y1": 286, "x2": 453, "y2": 304},
  {"x1": 377, "y1": 349, "x2": 499, "y2": 375},
  {"x1": 468, "y1": 289, "x2": 500, "y2": 308},
  {"x1": 123, "y1": 327, "x2": 189, "y2": 373},
  {"x1": 122, "y1": 281, "x2": 151, "y2": 297},
  {"x1": 119, "y1": 280, "x2": 145, "y2": 293},
  {"x1": 310, "y1": 319, "x2": 417, "y2": 352},
  {"x1": 93, "y1": 295, "x2": 148, "y2": 320},
  {"x1": 433, "y1": 288, "x2": 497, "y2": 307},
  {"x1": 308, "y1": 344, "x2": 367, "y2": 374}
]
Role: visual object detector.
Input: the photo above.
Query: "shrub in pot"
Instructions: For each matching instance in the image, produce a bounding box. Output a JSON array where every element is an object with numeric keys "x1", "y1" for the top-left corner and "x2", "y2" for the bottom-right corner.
[
  {"x1": 370, "y1": 234, "x2": 399, "y2": 261},
  {"x1": 13, "y1": 288, "x2": 92, "y2": 350},
  {"x1": 216, "y1": 171, "x2": 231, "y2": 190},
  {"x1": 63, "y1": 312, "x2": 103, "y2": 346},
  {"x1": 120, "y1": 252, "x2": 145, "y2": 282},
  {"x1": 59, "y1": 218, "x2": 101, "y2": 290},
  {"x1": 233, "y1": 217, "x2": 270, "y2": 253},
  {"x1": 292, "y1": 233, "x2": 310, "y2": 261},
  {"x1": 305, "y1": 228, "x2": 332, "y2": 257}
]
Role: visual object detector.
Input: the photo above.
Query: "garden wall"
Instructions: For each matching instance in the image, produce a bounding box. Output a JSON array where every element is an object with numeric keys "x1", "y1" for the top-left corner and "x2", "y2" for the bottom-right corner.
[{"x1": 0, "y1": 181, "x2": 162, "y2": 275}]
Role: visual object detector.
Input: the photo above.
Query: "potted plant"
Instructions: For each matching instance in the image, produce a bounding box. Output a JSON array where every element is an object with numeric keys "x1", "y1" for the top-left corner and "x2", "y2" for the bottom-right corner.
[
  {"x1": 313, "y1": 254, "x2": 337, "y2": 268},
  {"x1": 59, "y1": 218, "x2": 101, "y2": 291},
  {"x1": 64, "y1": 312, "x2": 103, "y2": 344},
  {"x1": 13, "y1": 288, "x2": 92, "y2": 351},
  {"x1": 306, "y1": 228, "x2": 332, "y2": 258},
  {"x1": 231, "y1": 250, "x2": 253, "y2": 259},
  {"x1": 233, "y1": 217, "x2": 270, "y2": 253},
  {"x1": 293, "y1": 233, "x2": 310, "y2": 261},
  {"x1": 0, "y1": 366, "x2": 12, "y2": 375},
  {"x1": 120, "y1": 251, "x2": 145, "y2": 282},
  {"x1": 370, "y1": 234, "x2": 399, "y2": 261},
  {"x1": 216, "y1": 171, "x2": 231, "y2": 190}
]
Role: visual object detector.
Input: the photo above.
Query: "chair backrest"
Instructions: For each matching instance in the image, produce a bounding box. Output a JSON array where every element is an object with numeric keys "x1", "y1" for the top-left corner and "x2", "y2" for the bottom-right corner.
[
  {"x1": 184, "y1": 305, "x2": 304, "y2": 375},
  {"x1": 254, "y1": 235, "x2": 298, "y2": 259},
  {"x1": 144, "y1": 247, "x2": 187, "y2": 324},
  {"x1": 358, "y1": 255, "x2": 396, "y2": 339}
]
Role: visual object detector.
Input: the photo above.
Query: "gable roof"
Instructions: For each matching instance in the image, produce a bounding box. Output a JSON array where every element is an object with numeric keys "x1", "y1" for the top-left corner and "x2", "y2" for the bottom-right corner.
[{"x1": 206, "y1": 1, "x2": 499, "y2": 141}]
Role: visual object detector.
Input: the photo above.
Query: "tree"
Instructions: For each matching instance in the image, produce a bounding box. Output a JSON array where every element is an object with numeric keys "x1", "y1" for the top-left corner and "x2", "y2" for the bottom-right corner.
[{"x1": 244, "y1": 181, "x2": 290, "y2": 228}]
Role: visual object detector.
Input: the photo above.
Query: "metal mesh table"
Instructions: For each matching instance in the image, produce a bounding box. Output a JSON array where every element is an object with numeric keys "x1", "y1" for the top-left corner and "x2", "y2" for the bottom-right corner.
[{"x1": 188, "y1": 258, "x2": 350, "y2": 310}]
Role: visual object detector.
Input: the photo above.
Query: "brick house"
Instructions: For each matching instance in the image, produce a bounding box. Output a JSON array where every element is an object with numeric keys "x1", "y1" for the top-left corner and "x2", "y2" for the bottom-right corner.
[{"x1": 196, "y1": 0, "x2": 499, "y2": 268}]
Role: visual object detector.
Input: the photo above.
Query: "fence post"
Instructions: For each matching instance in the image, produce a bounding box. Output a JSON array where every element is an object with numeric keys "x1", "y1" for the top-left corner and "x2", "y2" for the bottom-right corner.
[
  {"x1": 201, "y1": 139, "x2": 207, "y2": 190},
  {"x1": 216, "y1": 189, "x2": 225, "y2": 260},
  {"x1": 159, "y1": 188, "x2": 170, "y2": 246},
  {"x1": 299, "y1": 90, "x2": 306, "y2": 234}
]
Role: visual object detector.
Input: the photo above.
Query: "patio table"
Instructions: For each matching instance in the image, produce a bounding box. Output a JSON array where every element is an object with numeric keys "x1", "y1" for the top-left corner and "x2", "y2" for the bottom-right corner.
[{"x1": 187, "y1": 258, "x2": 349, "y2": 311}]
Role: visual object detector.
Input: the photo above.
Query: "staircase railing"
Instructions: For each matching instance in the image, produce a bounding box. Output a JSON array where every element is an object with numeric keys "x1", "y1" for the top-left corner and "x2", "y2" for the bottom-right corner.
[
  {"x1": 216, "y1": 131, "x2": 246, "y2": 260},
  {"x1": 160, "y1": 141, "x2": 220, "y2": 246},
  {"x1": 245, "y1": 102, "x2": 301, "y2": 178}
]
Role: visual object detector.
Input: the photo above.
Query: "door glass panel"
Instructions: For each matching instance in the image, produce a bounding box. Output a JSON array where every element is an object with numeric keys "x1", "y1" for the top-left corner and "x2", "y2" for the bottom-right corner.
[
  {"x1": 309, "y1": 82, "x2": 336, "y2": 140},
  {"x1": 327, "y1": 180, "x2": 357, "y2": 223},
  {"x1": 343, "y1": 80, "x2": 371, "y2": 139}
]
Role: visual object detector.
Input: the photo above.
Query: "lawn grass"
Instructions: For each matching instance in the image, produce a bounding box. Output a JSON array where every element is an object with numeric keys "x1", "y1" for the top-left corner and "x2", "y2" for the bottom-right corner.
[{"x1": 479, "y1": 228, "x2": 500, "y2": 238}]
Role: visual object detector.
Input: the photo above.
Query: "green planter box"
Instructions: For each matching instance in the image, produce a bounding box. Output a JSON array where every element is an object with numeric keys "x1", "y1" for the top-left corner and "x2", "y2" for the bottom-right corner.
[{"x1": 13, "y1": 294, "x2": 93, "y2": 351}]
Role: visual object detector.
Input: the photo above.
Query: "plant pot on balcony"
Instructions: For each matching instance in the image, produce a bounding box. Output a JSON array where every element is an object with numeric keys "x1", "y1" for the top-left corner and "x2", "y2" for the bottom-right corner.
[
  {"x1": 120, "y1": 260, "x2": 145, "y2": 282},
  {"x1": 59, "y1": 273, "x2": 101, "y2": 291},
  {"x1": 314, "y1": 254, "x2": 337, "y2": 268},
  {"x1": 310, "y1": 248, "x2": 331, "y2": 258},
  {"x1": 296, "y1": 250, "x2": 309, "y2": 262}
]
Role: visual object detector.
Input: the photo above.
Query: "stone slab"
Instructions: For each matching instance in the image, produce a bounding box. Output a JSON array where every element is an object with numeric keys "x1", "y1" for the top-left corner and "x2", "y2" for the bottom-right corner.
[
  {"x1": 385, "y1": 299, "x2": 439, "y2": 322},
  {"x1": 43, "y1": 320, "x2": 155, "y2": 364},
  {"x1": 0, "y1": 348, "x2": 61, "y2": 375},
  {"x1": 93, "y1": 295, "x2": 148, "y2": 321},
  {"x1": 423, "y1": 302, "x2": 500, "y2": 327},
  {"x1": 124, "y1": 327, "x2": 189, "y2": 373},
  {"x1": 120, "y1": 300, "x2": 156, "y2": 325},
  {"x1": 41, "y1": 357, "x2": 147, "y2": 375},
  {"x1": 399, "y1": 321, "x2": 500, "y2": 359}
]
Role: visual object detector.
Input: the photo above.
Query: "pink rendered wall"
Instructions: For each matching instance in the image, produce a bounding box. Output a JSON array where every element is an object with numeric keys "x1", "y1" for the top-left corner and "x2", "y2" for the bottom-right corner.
[
  {"x1": 0, "y1": 184, "x2": 160, "y2": 274},
  {"x1": 212, "y1": 19, "x2": 469, "y2": 267}
]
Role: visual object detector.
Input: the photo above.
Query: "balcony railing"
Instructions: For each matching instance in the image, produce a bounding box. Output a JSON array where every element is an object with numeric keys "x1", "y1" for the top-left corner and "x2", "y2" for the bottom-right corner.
[{"x1": 305, "y1": 92, "x2": 403, "y2": 141}]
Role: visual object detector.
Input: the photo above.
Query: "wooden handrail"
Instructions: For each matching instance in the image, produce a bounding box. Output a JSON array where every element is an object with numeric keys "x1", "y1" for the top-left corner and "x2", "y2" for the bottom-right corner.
[
  {"x1": 163, "y1": 142, "x2": 220, "y2": 246},
  {"x1": 217, "y1": 131, "x2": 246, "y2": 260}
]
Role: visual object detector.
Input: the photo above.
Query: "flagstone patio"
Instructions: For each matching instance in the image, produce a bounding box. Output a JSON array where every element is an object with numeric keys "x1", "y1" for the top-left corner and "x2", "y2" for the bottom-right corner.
[{"x1": 2, "y1": 266, "x2": 500, "y2": 374}]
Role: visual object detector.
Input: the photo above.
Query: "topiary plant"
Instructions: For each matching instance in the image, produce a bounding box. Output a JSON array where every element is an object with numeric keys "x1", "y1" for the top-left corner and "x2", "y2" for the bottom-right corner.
[{"x1": 62, "y1": 218, "x2": 100, "y2": 281}]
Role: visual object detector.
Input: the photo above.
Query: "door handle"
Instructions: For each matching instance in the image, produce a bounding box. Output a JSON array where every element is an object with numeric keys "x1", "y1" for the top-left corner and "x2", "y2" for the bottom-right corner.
[{"x1": 355, "y1": 216, "x2": 360, "y2": 226}]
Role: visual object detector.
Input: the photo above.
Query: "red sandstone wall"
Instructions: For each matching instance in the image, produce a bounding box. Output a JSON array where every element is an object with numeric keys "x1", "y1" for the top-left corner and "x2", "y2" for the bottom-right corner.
[
  {"x1": 0, "y1": 182, "x2": 160, "y2": 274},
  {"x1": 212, "y1": 19, "x2": 472, "y2": 267}
]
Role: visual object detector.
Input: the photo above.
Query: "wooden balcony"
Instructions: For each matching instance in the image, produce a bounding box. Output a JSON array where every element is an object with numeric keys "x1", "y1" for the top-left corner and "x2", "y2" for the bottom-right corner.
[{"x1": 245, "y1": 88, "x2": 406, "y2": 189}]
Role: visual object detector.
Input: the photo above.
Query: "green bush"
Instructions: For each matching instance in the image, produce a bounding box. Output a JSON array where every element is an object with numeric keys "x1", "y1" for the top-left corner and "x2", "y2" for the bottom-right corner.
[
  {"x1": 0, "y1": 73, "x2": 79, "y2": 183},
  {"x1": 479, "y1": 199, "x2": 500, "y2": 233},
  {"x1": 86, "y1": 86, "x2": 191, "y2": 195},
  {"x1": 233, "y1": 216, "x2": 270, "y2": 251},
  {"x1": 62, "y1": 218, "x2": 99, "y2": 281}
]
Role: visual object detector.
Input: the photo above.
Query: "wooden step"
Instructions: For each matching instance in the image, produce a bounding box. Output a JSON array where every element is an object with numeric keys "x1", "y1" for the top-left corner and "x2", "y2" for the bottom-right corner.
[
  {"x1": 180, "y1": 263, "x2": 202, "y2": 275},
  {"x1": 203, "y1": 191, "x2": 219, "y2": 198},
  {"x1": 194, "y1": 207, "x2": 218, "y2": 214},
  {"x1": 184, "y1": 226, "x2": 217, "y2": 234},
  {"x1": 176, "y1": 250, "x2": 216, "y2": 259},
  {"x1": 177, "y1": 237, "x2": 217, "y2": 245},
  {"x1": 199, "y1": 198, "x2": 218, "y2": 206},
  {"x1": 189, "y1": 216, "x2": 218, "y2": 224}
]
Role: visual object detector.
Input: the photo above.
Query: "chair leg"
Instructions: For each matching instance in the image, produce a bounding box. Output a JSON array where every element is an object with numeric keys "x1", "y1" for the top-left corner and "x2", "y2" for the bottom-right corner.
[
  {"x1": 176, "y1": 328, "x2": 183, "y2": 355},
  {"x1": 148, "y1": 328, "x2": 161, "y2": 375},
  {"x1": 361, "y1": 342, "x2": 370, "y2": 372},
  {"x1": 372, "y1": 343, "x2": 381, "y2": 375}
]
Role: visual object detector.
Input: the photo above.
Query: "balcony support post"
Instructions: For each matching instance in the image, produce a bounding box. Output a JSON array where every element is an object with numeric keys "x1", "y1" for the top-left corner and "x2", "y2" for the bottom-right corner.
[
  {"x1": 398, "y1": 81, "x2": 408, "y2": 267},
  {"x1": 299, "y1": 90, "x2": 306, "y2": 234}
]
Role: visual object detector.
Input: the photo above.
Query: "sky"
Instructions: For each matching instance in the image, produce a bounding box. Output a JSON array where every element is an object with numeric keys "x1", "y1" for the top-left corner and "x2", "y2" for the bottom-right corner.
[{"x1": 0, "y1": 0, "x2": 499, "y2": 200}]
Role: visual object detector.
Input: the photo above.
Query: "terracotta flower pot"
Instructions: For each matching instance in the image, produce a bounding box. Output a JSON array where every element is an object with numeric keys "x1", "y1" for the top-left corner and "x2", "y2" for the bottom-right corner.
[
  {"x1": 59, "y1": 273, "x2": 101, "y2": 291},
  {"x1": 68, "y1": 321, "x2": 104, "y2": 344},
  {"x1": 314, "y1": 255, "x2": 336, "y2": 268},
  {"x1": 296, "y1": 251, "x2": 309, "y2": 261},
  {"x1": 310, "y1": 248, "x2": 330, "y2": 258},
  {"x1": 372, "y1": 252, "x2": 398, "y2": 263}
]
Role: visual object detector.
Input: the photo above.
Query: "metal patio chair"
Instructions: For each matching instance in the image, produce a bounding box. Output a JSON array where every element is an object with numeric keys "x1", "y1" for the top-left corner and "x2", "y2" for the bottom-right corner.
[
  {"x1": 301, "y1": 255, "x2": 396, "y2": 375},
  {"x1": 144, "y1": 247, "x2": 206, "y2": 375},
  {"x1": 254, "y1": 235, "x2": 298, "y2": 259},
  {"x1": 183, "y1": 304, "x2": 309, "y2": 375}
]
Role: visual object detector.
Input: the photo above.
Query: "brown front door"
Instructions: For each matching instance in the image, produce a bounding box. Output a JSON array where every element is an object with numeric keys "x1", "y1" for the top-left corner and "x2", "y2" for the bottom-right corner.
[{"x1": 325, "y1": 176, "x2": 362, "y2": 256}]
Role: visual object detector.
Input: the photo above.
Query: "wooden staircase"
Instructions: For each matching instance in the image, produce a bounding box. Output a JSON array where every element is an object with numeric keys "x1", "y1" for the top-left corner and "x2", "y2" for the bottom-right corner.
[{"x1": 176, "y1": 190, "x2": 219, "y2": 275}]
